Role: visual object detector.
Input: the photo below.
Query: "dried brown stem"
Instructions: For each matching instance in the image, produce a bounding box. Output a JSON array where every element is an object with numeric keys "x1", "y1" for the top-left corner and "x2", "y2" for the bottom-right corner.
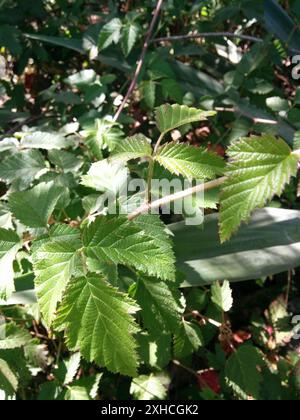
[{"x1": 113, "y1": 0, "x2": 164, "y2": 122}]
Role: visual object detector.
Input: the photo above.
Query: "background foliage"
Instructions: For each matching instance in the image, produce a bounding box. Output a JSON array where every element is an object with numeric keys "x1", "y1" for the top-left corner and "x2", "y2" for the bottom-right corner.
[{"x1": 1, "y1": 0, "x2": 300, "y2": 400}]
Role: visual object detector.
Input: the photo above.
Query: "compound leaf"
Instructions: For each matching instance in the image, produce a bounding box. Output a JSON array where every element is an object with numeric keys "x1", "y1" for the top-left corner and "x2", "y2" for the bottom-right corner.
[{"x1": 83, "y1": 216, "x2": 175, "y2": 281}]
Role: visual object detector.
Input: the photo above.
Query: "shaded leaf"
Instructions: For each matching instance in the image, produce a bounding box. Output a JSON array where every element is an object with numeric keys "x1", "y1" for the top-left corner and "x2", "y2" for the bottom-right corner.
[
  {"x1": 174, "y1": 321, "x2": 203, "y2": 359},
  {"x1": 134, "y1": 277, "x2": 184, "y2": 334},
  {"x1": 225, "y1": 345, "x2": 264, "y2": 399},
  {"x1": 9, "y1": 182, "x2": 64, "y2": 228}
]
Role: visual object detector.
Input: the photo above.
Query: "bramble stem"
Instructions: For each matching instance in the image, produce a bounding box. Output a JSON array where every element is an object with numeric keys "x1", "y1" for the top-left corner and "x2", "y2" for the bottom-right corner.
[
  {"x1": 113, "y1": 0, "x2": 164, "y2": 122},
  {"x1": 128, "y1": 176, "x2": 228, "y2": 220}
]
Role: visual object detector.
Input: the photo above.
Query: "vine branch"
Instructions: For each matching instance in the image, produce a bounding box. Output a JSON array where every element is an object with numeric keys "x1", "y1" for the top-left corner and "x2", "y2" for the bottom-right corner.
[{"x1": 113, "y1": 0, "x2": 164, "y2": 122}]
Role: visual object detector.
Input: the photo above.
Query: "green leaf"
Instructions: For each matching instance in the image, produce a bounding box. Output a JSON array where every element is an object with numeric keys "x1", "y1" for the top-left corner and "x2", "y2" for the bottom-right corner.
[
  {"x1": 64, "y1": 385, "x2": 90, "y2": 401},
  {"x1": 266, "y1": 97, "x2": 289, "y2": 112},
  {"x1": 21, "y1": 131, "x2": 72, "y2": 150},
  {"x1": 98, "y1": 18, "x2": 122, "y2": 50},
  {"x1": 54, "y1": 353, "x2": 81, "y2": 386},
  {"x1": 0, "y1": 203, "x2": 12, "y2": 230},
  {"x1": 268, "y1": 297, "x2": 291, "y2": 345},
  {"x1": 0, "y1": 229, "x2": 21, "y2": 300},
  {"x1": 130, "y1": 373, "x2": 170, "y2": 400},
  {"x1": 133, "y1": 277, "x2": 184, "y2": 334},
  {"x1": 211, "y1": 281, "x2": 233, "y2": 312},
  {"x1": 0, "y1": 349, "x2": 30, "y2": 399},
  {"x1": 48, "y1": 150, "x2": 84, "y2": 173},
  {"x1": 24, "y1": 33, "x2": 84, "y2": 54},
  {"x1": 293, "y1": 131, "x2": 300, "y2": 151},
  {"x1": 82, "y1": 118, "x2": 125, "y2": 154},
  {"x1": 0, "y1": 137, "x2": 18, "y2": 153},
  {"x1": 9, "y1": 182, "x2": 64, "y2": 228},
  {"x1": 174, "y1": 321, "x2": 203, "y2": 359},
  {"x1": 64, "y1": 69, "x2": 97, "y2": 87},
  {"x1": 24, "y1": 342, "x2": 48, "y2": 372},
  {"x1": 142, "y1": 80, "x2": 156, "y2": 109},
  {"x1": 0, "y1": 323, "x2": 32, "y2": 350},
  {"x1": 64, "y1": 374, "x2": 102, "y2": 401},
  {"x1": 161, "y1": 78, "x2": 184, "y2": 103},
  {"x1": 225, "y1": 345, "x2": 264, "y2": 400},
  {"x1": 0, "y1": 25, "x2": 21, "y2": 55},
  {"x1": 155, "y1": 104, "x2": 216, "y2": 135},
  {"x1": 137, "y1": 331, "x2": 171, "y2": 370},
  {"x1": 171, "y1": 208, "x2": 300, "y2": 287},
  {"x1": 291, "y1": 361, "x2": 300, "y2": 393},
  {"x1": 54, "y1": 274, "x2": 140, "y2": 377},
  {"x1": 219, "y1": 135, "x2": 299, "y2": 242},
  {"x1": 38, "y1": 381, "x2": 61, "y2": 401},
  {"x1": 155, "y1": 143, "x2": 225, "y2": 181},
  {"x1": 0, "y1": 150, "x2": 46, "y2": 189},
  {"x1": 111, "y1": 135, "x2": 152, "y2": 162},
  {"x1": 134, "y1": 214, "x2": 176, "y2": 261},
  {"x1": 0, "y1": 358, "x2": 18, "y2": 399},
  {"x1": 83, "y1": 216, "x2": 175, "y2": 281},
  {"x1": 121, "y1": 23, "x2": 139, "y2": 56},
  {"x1": 32, "y1": 225, "x2": 83, "y2": 325},
  {"x1": 81, "y1": 160, "x2": 128, "y2": 194}
]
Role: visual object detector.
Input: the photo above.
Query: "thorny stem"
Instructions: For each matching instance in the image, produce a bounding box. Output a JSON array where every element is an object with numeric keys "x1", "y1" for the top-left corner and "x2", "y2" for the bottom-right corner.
[{"x1": 113, "y1": 0, "x2": 164, "y2": 122}]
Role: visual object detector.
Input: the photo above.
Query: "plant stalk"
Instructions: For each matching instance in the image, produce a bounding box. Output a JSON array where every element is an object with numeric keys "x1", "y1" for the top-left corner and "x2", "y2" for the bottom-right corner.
[
  {"x1": 113, "y1": 0, "x2": 164, "y2": 121},
  {"x1": 128, "y1": 176, "x2": 227, "y2": 220}
]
